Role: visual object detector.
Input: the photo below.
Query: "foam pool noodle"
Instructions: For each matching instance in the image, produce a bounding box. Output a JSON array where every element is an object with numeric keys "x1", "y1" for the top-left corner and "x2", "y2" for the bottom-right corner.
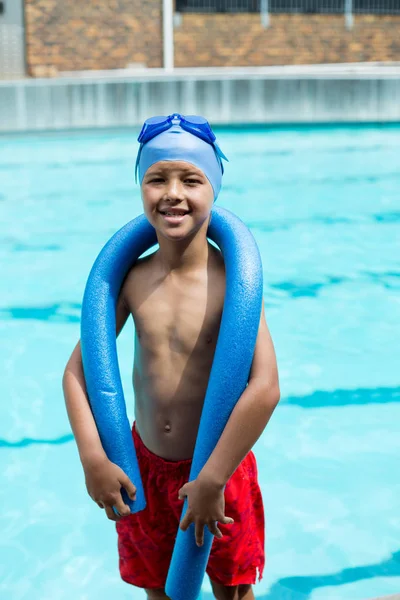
[{"x1": 81, "y1": 206, "x2": 263, "y2": 600}]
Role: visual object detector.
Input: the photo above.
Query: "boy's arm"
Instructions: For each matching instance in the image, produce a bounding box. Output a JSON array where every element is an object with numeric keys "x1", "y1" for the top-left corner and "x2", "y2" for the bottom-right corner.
[
  {"x1": 63, "y1": 340, "x2": 107, "y2": 467},
  {"x1": 179, "y1": 301, "x2": 280, "y2": 544},
  {"x1": 199, "y1": 301, "x2": 280, "y2": 487},
  {"x1": 63, "y1": 292, "x2": 136, "y2": 520},
  {"x1": 63, "y1": 292, "x2": 130, "y2": 466}
]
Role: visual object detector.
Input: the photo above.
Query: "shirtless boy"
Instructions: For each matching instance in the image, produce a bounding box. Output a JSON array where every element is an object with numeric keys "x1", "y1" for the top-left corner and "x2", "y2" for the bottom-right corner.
[{"x1": 63, "y1": 114, "x2": 280, "y2": 600}]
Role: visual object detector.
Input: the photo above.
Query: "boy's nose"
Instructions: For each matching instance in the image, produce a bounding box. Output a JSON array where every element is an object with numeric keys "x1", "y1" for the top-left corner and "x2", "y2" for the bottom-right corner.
[{"x1": 165, "y1": 179, "x2": 184, "y2": 200}]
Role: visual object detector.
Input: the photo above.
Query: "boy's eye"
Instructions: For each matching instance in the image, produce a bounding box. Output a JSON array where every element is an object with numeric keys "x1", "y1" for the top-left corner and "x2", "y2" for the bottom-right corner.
[
  {"x1": 150, "y1": 177, "x2": 164, "y2": 183},
  {"x1": 185, "y1": 178, "x2": 201, "y2": 185}
]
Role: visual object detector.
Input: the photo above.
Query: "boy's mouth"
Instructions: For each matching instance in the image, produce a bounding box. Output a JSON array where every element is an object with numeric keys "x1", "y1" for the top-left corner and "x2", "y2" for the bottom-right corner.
[
  {"x1": 158, "y1": 209, "x2": 191, "y2": 223},
  {"x1": 159, "y1": 209, "x2": 190, "y2": 216}
]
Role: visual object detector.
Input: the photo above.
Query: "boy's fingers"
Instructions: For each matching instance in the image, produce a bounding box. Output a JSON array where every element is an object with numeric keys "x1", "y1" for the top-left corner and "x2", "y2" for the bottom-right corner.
[
  {"x1": 114, "y1": 497, "x2": 131, "y2": 518},
  {"x1": 179, "y1": 512, "x2": 192, "y2": 531},
  {"x1": 104, "y1": 505, "x2": 119, "y2": 522},
  {"x1": 208, "y1": 521, "x2": 223, "y2": 538},
  {"x1": 119, "y1": 474, "x2": 136, "y2": 500},
  {"x1": 178, "y1": 485, "x2": 188, "y2": 500},
  {"x1": 195, "y1": 522, "x2": 204, "y2": 547},
  {"x1": 220, "y1": 516, "x2": 234, "y2": 525}
]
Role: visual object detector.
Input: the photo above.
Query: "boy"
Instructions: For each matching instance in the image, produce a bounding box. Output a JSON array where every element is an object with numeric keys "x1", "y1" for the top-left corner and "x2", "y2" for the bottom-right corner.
[{"x1": 63, "y1": 114, "x2": 280, "y2": 600}]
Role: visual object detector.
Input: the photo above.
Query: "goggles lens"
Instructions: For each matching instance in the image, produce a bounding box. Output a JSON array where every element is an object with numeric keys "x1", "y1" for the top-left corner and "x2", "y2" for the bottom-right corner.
[
  {"x1": 145, "y1": 115, "x2": 169, "y2": 124},
  {"x1": 184, "y1": 115, "x2": 208, "y2": 124},
  {"x1": 138, "y1": 115, "x2": 173, "y2": 144}
]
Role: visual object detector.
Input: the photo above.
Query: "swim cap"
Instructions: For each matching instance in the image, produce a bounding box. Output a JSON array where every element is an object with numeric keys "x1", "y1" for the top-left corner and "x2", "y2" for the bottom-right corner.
[{"x1": 137, "y1": 124, "x2": 224, "y2": 200}]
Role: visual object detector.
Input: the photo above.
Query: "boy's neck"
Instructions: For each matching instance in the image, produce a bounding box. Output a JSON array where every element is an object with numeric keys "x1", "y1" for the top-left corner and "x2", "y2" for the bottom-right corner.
[{"x1": 156, "y1": 221, "x2": 210, "y2": 273}]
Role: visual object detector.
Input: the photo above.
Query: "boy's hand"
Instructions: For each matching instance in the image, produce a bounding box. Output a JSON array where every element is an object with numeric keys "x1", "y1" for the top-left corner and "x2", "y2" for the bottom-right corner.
[
  {"x1": 83, "y1": 456, "x2": 136, "y2": 522},
  {"x1": 178, "y1": 475, "x2": 234, "y2": 547}
]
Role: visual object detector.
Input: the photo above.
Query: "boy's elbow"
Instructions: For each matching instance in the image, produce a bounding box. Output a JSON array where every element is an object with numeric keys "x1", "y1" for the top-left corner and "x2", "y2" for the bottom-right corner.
[
  {"x1": 271, "y1": 382, "x2": 281, "y2": 406},
  {"x1": 62, "y1": 349, "x2": 83, "y2": 390},
  {"x1": 62, "y1": 366, "x2": 71, "y2": 393},
  {"x1": 258, "y1": 379, "x2": 280, "y2": 408},
  {"x1": 62, "y1": 357, "x2": 73, "y2": 384}
]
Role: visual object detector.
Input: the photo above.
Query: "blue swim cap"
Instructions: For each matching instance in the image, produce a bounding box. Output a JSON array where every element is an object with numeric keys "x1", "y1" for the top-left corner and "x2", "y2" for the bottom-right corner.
[{"x1": 137, "y1": 123, "x2": 225, "y2": 200}]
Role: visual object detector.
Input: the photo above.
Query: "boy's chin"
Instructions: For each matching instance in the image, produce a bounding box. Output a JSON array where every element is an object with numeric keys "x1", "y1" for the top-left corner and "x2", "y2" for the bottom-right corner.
[
  {"x1": 158, "y1": 222, "x2": 205, "y2": 242},
  {"x1": 160, "y1": 228, "x2": 195, "y2": 242}
]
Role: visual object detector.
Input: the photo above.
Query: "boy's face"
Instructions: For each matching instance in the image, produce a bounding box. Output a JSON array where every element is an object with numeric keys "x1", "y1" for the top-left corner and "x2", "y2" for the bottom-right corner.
[{"x1": 141, "y1": 161, "x2": 214, "y2": 241}]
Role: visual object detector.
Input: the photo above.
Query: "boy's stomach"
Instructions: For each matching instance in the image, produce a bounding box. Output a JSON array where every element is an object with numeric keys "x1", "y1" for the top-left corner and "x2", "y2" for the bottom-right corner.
[{"x1": 133, "y1": 373, "x2": 208, "y2": 461}]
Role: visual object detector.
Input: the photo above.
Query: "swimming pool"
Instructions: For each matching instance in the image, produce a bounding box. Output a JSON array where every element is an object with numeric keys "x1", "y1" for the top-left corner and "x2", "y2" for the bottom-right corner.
[{"x1": 0, "y1": 125, "x2": 399, "y2": 600}]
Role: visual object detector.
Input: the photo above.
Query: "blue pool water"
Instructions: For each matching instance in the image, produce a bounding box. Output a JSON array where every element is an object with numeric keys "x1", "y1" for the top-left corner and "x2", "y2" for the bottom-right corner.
[{"x1": 0, "y1": 125, "x2": 399, "y2": 600}]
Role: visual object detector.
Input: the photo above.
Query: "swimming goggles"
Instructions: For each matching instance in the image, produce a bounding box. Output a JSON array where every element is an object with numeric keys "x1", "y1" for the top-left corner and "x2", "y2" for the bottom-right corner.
[{"x1": 135, "y1": 113, "x2": 228, "y2": 181}]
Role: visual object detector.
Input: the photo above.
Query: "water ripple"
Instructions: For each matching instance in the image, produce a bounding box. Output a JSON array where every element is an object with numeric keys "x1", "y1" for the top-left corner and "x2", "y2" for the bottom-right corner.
[
  {"x1": 1, "y1": 387, "x2": 398, "y2": 450},
  {"x1": 364, "y1": 270, "x2": 400, "y2": 290},
  {"x1": 1, "y1": 270, "x2": 398, "y2": 323},
  {"x1": 0, "y1": 302, "x2": 81, "y2": 323},
  {"x1": 373, "y1": 211, "x2": 400, "y2": 223},
  {"x1": 285, "y1": 386, "x2": 400, "y2": 408},
  {"x1": 267, "y1": 271, "x2": 399, "y2": 298},
  {"x1": 247, "y1": 211, "x2": 400, "y2": 232},
  {"x1": 12, "y1": 243, "x2": 63, "y2": 252},
  {"x1": 0, "y1": 158, "x2": 131, "y2": 170},
  {"x1": 0, "y1": 434, "x2": 73, "y2": 448},
  {"x1": 201, "y1": 550, "x2": 400, "y2": 600},
  {"x1": 228, "y1": 172, "x2": 400, "y2": 190},
  {"x1": 269, "y1": 276, "x2": 347, "y2": 298}
]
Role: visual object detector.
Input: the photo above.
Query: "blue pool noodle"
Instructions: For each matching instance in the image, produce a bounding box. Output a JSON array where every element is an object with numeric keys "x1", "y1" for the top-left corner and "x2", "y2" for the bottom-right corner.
[{"x1": 80, "y1": 206, "x2": 263, "y2": 600}]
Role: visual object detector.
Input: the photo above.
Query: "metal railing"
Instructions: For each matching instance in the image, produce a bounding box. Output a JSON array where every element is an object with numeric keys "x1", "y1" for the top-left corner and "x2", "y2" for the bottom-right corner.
[
  {"x1": 354, "y1": 0, "x2": 400, "y2": 12},
  {"x1": 176, "y1": 0, "x2": 400, "y2": 13},
  {"x1": 176, "y1": 0, "x2": 258, "y2": 10}
]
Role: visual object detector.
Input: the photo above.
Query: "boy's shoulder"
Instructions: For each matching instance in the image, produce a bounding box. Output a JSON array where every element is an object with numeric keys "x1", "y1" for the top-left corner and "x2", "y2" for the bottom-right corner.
[
  {"x1": 208, "y1": 242, "x2": 225, "y2": 274},
  {"x1": 131, "y1": 252, "x2": 155, "y2": 273},
  {"x1": 126, "y1": 252, "x2": 157, "y2": 278},
  {"x1": 120, "y1": 252, "x2": 157, "y2": 303}
]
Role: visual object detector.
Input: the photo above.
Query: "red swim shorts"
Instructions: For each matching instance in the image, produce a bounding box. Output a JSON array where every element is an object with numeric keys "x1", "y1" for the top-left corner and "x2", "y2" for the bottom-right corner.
[{"x1": 116, "y1": 424, "x2": 265, "y2": 589}]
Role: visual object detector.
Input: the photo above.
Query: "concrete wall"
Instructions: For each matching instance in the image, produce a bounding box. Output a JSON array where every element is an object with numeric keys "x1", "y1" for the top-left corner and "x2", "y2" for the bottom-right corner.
[{"x1": 1, "y1": 68, "x2": 399, "y2": 133}]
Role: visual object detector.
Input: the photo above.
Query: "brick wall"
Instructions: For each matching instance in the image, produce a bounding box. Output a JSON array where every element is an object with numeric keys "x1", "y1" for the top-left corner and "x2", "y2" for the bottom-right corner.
[
  {"x1": 25, "y1": 0, "x2": 163, "y2": 77},
  {"x1": 174, "y1": 14, "x2": 400, "y2": 67},
  {"x1": 24, "y1": 1, "x2": 400, "y2": 76}
]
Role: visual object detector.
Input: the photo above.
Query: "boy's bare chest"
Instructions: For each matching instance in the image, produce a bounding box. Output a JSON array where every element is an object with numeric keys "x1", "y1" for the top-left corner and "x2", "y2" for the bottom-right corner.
[{"x1": 130, "y1": 275, "x2": 224, "y2": 354}]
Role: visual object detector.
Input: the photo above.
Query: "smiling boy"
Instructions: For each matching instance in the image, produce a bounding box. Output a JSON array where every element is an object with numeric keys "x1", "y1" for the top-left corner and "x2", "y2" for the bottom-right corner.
[{"x1": 63, "y1": 114, "x2": 280, "y2": 600}]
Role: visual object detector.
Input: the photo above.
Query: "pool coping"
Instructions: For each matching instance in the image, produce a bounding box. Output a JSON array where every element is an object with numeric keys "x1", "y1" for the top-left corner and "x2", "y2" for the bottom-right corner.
[{"x1": 1, "y1": 62, "x2": 400, "y2": 86}]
